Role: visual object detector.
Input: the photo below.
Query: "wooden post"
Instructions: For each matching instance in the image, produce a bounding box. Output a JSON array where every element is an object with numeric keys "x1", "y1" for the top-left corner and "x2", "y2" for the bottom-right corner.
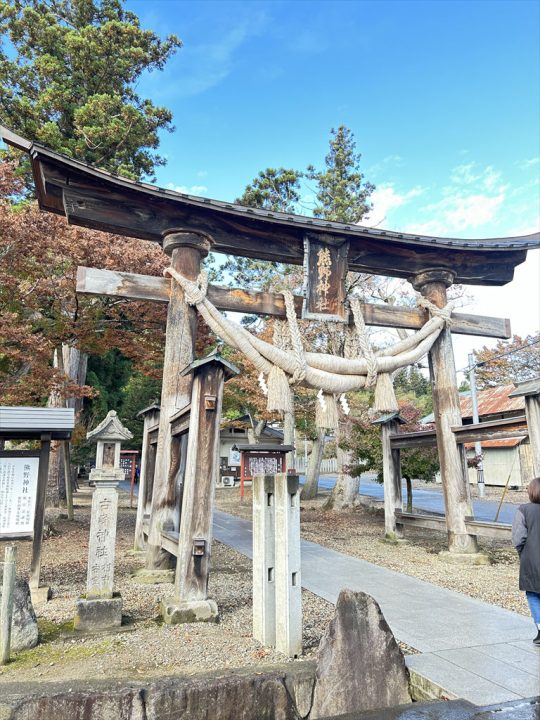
[
  {"x1": 145, "y1": 232, "x2": 213, "y2": 572},
  {"x1": 377, "y1": 417, "x2": 403, "y2": 540},
  {"x1": 412, "y1": 270, "x2": 478, "y2": 556},
  {"x1": 162, "y1": 356, "x2": 237, "y2": 623},
  {"x1": 62, "y1": 441, "x2": 74, "y2": 521},
  {"x1": 134, "y1": 406, "x2": 160, "y2": 551},
  {"x1": 1, "y1": 545, "x2": 16, "y2": 665},
  {"x1": 524, "y1": 395, "x2": 540, "y2": 476},
  {"x1": 240, "y1": 452, "x2": 246, "y2": 502},
  {"x1": 29, "y1": 433, "x2": 51, "y2": 596}
]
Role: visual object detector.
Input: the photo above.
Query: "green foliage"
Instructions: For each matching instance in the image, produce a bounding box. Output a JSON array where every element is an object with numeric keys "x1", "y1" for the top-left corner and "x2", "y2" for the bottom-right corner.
[
  {"x1": 306, "y1": 125, "x2": 375, "y2": 223},
  {"x1": 236, "y1": 167, "x2": 302, "y2": 213},
  {"x1": 349, "y1": 395, "x2": 439, "y2": 485},
  {"x1": 84, "y1": 349, "x2": 133, "y2": 422},
  {"x1": 120, "y1": 371, "x2": 161, "y2": 448},
  {"x1": 0, "y1": 0, "x2": 181, "y2": 181}
]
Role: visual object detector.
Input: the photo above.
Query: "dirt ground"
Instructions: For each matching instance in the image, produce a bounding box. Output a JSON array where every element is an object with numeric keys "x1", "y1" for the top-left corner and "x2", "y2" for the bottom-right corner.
[{"x1": 0, "y1": 481, "x2": 527, "y2": 685}]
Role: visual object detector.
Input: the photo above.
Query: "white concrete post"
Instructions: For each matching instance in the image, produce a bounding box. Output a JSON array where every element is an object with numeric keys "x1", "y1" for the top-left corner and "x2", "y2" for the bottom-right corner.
[
  {"x1": 274, "y1": 473, "x2": 302, "y2": 658},
  {"x1": 252, "y1": 473, "x2": 276, "y2": 646},
  {"x1": 1, "y1": 545, "x2": 17, "y2": 665}
]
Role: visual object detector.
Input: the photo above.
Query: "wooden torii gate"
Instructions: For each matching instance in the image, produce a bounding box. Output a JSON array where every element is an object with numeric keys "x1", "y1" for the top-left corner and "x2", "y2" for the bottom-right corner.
[{"x1": 3, "y1": 126, "x2": 539, "y2": 589}]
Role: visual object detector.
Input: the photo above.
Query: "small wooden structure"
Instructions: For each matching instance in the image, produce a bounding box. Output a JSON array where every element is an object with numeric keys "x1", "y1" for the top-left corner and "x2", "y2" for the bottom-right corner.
[
  {"x1": 509, "y1": 377, "x2": 540, "y2": 476},
  {"x1": 234, "y1": 444, "x2": 294, "y2": 501},
  {"x1": 0, "y1": 406, "x2": 74, "y2": 602}
]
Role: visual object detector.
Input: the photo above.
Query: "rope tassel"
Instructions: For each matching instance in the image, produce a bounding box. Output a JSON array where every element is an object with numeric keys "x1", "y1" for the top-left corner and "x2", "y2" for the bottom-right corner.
[
  {"x1": 316, "y1": 392, "x2": 339, "y2": 430},
  {"x1": 373, "y1": 373, "x2": 399, "y2": 413},
  {"x1": 267, "y1": 365, "x2": 293, "y2": 413}
]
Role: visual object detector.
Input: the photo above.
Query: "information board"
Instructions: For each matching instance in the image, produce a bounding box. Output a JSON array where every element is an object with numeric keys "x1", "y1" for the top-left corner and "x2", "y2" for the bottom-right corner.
[{"x1": 0, "y1": 456, "x2": 39, "y2": 536}]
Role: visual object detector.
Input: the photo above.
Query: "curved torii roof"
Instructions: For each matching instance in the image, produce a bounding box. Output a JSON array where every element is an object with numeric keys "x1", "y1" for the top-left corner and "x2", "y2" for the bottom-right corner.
[{"x1": 2, "y1": 125, "x2": 539, "y2": 286}]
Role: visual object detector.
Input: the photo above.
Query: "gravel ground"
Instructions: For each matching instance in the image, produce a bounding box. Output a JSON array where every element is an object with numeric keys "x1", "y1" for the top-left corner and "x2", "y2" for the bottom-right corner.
[
  {"x1": 0, "y1": 488, "x2": 334, "y2": 685},
  {"x1": 0, "y1": 481, "x2": 526, "y2": 685},
  {"x1": 214, "y1": 485, "x2": 529, "y2": 617}
]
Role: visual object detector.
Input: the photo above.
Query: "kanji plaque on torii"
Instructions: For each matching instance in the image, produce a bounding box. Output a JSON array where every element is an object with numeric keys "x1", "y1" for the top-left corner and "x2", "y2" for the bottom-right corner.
[{"x1": 303, "y1": 236, "x2": 349, "y2": 322}]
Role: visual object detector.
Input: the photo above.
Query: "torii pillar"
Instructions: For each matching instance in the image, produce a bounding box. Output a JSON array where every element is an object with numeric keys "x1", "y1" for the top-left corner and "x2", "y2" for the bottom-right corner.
[
  {"x1": 145, "y1": 230, "x2": 213, "y2": 573},
  {"x1": 412, "y1": 270, "x2": 482, "y2": 560}
]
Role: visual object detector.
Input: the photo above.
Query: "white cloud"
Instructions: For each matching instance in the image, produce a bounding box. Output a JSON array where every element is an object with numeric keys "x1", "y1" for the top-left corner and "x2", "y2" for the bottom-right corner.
[
  {"x1": 170, "y1": 12, "x2": 267, "y2": 98},
  {"x1": 520, "y1": 157, "x2": 540, "y2": 169},
  {"x1": 363, "y1": 184, "x2": 423, "y2": 227},
  {"x1": 167, "y1": 183, "x2": 208, "y2": 196},
  {"x1": 404, "y1": 162, "x2": 509, "y2": 235}
]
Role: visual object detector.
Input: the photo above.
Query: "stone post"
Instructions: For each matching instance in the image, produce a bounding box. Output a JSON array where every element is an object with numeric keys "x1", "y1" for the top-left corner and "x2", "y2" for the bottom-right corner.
[
  {"x1": 274, "y1": 473, "x2": 302, "y2": 658},
  {"x1": 252, "y1": 473, "x2": 276, "y2": 647},
  {"x1": 412, "y1": 270, "x2": 481, "y2": 560}
]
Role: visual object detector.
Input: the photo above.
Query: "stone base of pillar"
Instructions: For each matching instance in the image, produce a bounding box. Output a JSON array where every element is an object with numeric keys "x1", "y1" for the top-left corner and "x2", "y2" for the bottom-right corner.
[
  {"x1": 74, "y1": 594, "x2": 123, "y2": 632},
  {"x1": 438, "y1": 551, "x2": 491, "y2": 566},
  {"x1": 160, "y1": 597, "x2": 219, "y2": 625},
  {"x1": 125, "y1": 549, "x2": 145, "y2": 558},
  {"x1": 132, "y1": 568, "x2": 175, "y2": 584},
  {"x1": 30, "y1": 586, "x2": 51, "y2": 605}
]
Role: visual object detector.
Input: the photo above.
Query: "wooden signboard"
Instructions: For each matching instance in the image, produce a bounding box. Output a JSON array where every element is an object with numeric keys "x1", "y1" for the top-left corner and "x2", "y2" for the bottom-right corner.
[{"x1": 302, "y1": 237, "x2": 349, "y2": 322}]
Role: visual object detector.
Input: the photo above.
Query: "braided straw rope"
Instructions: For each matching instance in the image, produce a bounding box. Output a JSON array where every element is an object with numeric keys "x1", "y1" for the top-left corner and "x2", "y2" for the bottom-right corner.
[{"x1": 164, "y1": 266, "x2": 453, "y2": 405}]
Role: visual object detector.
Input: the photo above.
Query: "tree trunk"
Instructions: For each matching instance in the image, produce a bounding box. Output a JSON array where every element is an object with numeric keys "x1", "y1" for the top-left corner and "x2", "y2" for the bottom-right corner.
[
  {"x1": 405, "y1": 476, "x2": 413, "y2": 513},
  {"x1": 323, "y1": 415, "x2": 359, "y2": 511},
  {"x1": 283, "y1": 409, "x2": 295, "y2": 470},
  {"x1": 247, "y1": 419, "x2": 266, "y2": 444},
  {"x1": 301, "y1": 428, "x2": 325, "y2": 500},
  {"x1": 46, "y1": 344, "x2": 88, "y2": 506}
]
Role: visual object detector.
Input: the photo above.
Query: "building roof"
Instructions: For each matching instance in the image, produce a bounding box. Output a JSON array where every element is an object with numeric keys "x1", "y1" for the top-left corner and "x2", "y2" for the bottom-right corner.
[
  {"x1": 460, "y1": 385, "x2": 525, "y2": 419},
  {"x1": 508, "y1": 376, "x2": 540, "y2": 398},
  {"x1": 2, "y1": 125, "x2": 539, "y2": 286},
  {"x1": 422, "y1": 385, "x2": 526, "y2": 424},
  {"x1": 465, "y1": 437, "x2": 526, "y2": 449},
  {"x1": 0, "y1": 406, "x2": 74, "y2": 440},
  {"x1": 232, "y1": 444, "x2": 295, "y2": 453}
]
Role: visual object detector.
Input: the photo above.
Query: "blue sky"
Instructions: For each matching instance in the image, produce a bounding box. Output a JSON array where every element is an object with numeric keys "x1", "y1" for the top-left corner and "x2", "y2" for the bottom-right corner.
[{"x1": 129, "y1": 0, "x2": 539, "y2": 372}]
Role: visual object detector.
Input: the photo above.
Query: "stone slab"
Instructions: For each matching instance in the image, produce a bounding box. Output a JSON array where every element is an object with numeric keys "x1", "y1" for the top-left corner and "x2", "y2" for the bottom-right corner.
[
  {"x1": 310, "y1": 589, "x2": 411, "y2": 718},
  {"x1": 160, "y1": 597, "x2": 218, "y2": 624},
  {"x1": 74, "y1": 594, "x2": 122, "y2": 633},
  {"x1": 86, "y1": 486, "x2": 118, "y2": 599},
  {"x1": 0, "y1": 579, "x2": 38, "y2": 652}
]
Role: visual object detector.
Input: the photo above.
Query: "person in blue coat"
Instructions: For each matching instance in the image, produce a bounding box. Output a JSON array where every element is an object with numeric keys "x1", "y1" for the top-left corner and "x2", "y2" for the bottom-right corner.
[{"x1": 512, "y1": 477, "x2": 540, "y2": 645}]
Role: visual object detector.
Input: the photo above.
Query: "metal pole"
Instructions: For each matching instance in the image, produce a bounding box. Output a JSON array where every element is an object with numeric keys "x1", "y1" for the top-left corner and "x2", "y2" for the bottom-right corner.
[
  {"x1": 468, "y1": 354, "x2": 485, "y2": 497},
  {"x1": 1, "y1": 545, "x2": 17, "y2": 665}
]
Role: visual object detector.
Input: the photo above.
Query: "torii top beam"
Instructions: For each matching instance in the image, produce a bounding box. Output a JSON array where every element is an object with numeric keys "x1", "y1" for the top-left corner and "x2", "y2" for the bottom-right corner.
[{"x1": 2, "y1": 126, "x2": 539, "y2": 285}]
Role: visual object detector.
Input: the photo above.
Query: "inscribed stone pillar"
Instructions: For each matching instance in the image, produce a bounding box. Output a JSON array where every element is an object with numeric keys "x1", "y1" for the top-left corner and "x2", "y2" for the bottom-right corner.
[
  {"x1": 252, "y1": 473, "x2": 276, "y2": 647},
  {"x1": 274, "y1": 473, "x2": 302, "y2": 658},
  {"x1": 145, "y1": 232, "x2": 213, "y2": 573},
  {"x1": 86, "y1": 477, "x2": 120, "y2": 599},
  {"x1": 412, "y1": 270, "x2": 478, "y2": 556}
]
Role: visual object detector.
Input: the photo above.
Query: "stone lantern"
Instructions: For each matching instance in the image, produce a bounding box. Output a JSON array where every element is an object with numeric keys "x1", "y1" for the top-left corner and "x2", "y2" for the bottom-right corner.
[
  {"x1": 74, "y1": 411, "x2": 132, "y2": 633},
  {"x1": 87, "y1": 409, "x2": 133, "y2": 484}
]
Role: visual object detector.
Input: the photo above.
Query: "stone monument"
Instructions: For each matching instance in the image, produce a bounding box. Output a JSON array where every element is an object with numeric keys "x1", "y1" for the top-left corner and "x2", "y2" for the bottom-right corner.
[{"x1": 74, "y1": 411, "x2": 132, "y2": 632}]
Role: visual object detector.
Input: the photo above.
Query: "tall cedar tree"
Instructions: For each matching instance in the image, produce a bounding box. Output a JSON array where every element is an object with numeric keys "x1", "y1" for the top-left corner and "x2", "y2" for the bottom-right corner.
[{"x1": 0, "y1": 0, "x2": 181, "y2": 181}]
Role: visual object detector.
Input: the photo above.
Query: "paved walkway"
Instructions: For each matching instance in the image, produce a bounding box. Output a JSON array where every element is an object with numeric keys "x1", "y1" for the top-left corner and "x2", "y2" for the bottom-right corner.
[
  {"x1": 318, "y1": 475, "x2": 520, "y2": 524},
  {"x1": 213, "y1": 510, "x2": 540, "y2": 706}
]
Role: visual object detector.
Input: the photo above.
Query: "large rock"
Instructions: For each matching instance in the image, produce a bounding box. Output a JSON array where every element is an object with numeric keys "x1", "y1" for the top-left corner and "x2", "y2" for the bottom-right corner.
[
  {"x1": 0, "y1": 578, "x2": 39, "y2": 652},
  {"x1": 310, "y1": 589, "x2": 411, "y2": 718}
]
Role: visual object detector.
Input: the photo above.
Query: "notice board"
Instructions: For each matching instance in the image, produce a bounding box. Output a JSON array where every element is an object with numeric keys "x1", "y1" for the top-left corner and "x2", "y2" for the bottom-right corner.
[{"x1": 0, "y1": 456, "x2": 39, "y2": 537}]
